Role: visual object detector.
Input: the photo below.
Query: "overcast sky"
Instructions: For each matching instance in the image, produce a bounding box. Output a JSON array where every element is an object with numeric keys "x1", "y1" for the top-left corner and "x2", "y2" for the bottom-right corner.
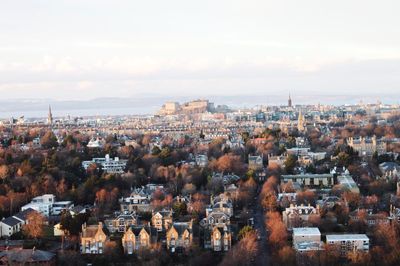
[{"x1": 0, "y1": 0, "x2": 399, "y2": 103}]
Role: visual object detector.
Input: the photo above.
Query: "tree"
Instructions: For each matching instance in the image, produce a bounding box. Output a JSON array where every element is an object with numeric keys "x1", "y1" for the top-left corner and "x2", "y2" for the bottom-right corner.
[
  {"x1": 41, "y1": 131, "x2": 58, "y2": 149},
  {"x1": 0, "y1": 165, "x2": 10, "y2": 180},
  {"x1": 276, "y1": 246, "x2": 296, "y2": 266},
  {"x1": 284, "y1": 154, "x2": 297, "y2": 174},
  {"x1": 266, "y1": 211, "x2": 287, "y2": 250},
  {"x1": 22, "y1": 211, "x2": 46, "y2": 240},
  {"x1": 213, "y1": 154, "x2": 244, "y2": 174},
  {"x1": 60, "y1": 211, "x2": 90, "y2": 236},
  {"x1": 220, "y1": 230, "x2": 258, "y2": 266},
  {"x1": 260, "y1": 176, "x2": 278, "y2": 211},
  {"x1": 238, "y1": 225, "x2": 254, "y2": 240},
  {"x1": 182, "y1": 183, "x2": 197, "y2": 195}
]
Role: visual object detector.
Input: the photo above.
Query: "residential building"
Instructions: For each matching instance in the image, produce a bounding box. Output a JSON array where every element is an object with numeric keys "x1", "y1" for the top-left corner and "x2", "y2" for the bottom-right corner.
[
  {"x1": 204, "y1": 225, "x2": 232, "y2": 252},
  {"x1": 82, "y1": 154, "x2": 127, "y2": 174},
  {"x1": 87, "y1": 137, "x2": 105, "y2": 148},
  {"x1": 121, "y1": 226, "x2": 158, "y2": 254},
  {"x1": 21, "y1": 194, "x2": 55, "y2": 217},
  {"x1": 202, "y1": 209, "x2": 232, "y2": 252},
  {"x1": 268, "y1": 154, "x2": 286, "y2": 168},
  {"x1": 80, "y1": 222, "x2": 109, "y2": 254},
  {"x1": 379, "y1": 162, "x2": 400, "y2": 180},
  {"x1": 292, "y1": 227, "x2": 323, "y2": 253},
  {"x1": 0, "y1": 208, "x2": 36, "y2": 237},
  {"x1": 248, "y1": 155, "x2": 263, "y2": 170},
  {"x1": 151, "y1": 209, "x2": 173, "y2": 232},
  {"x1": 207, "y1": 194, "x2": 233, "y2": 217},
  {"x1": 281, "y1": 173, "x2": 335, "y2": 188},
  {"x1": 52, "y1": 201, "x2": 74, "y2": 215},
  {"x1": 326, "y1": 234, "x2": 369, "y2": 256},
  {"x1": 120, "y1": 191, "x2": 151, "y2": 213},
  {"x1": 166, "y1": 221, "x2": 193, "y2": 252},
  {"x1": 349, "y1": 210, "x2": 389, "y2": 227},
  {"x1": 282, "y1": 204, "x2": 319, "y2": 230},
  {"x1": 105, "y1": 212, "x2": 138, "y2": 233},
  {"x1": 347, "y1": 136, "x2": 387, "y2": 156},
  {"x1": 195, "y1": 154, "x2": 208, "y2": 167}
]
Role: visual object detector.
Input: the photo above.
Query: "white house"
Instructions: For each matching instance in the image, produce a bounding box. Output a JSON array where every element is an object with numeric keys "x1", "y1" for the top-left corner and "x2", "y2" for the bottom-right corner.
[
  {"x1": 292, "y1": 227, "x2": 323, "y2": 252},
  {"x1": 0, "y1": 208, "x2": 36, "y2": 237},
  {"x1": 326, "y1": 234, "x2": 369, "y2": 256},
  {"x1": 82, "y1": 154, "x2": 127, "y2": 174},
  {"x1": 21, "y1": 194, "x2": 55, "y2": 217},
  {"x1": 21, "y1": 194, "x2": 74, "y2": 216},
  {"x1": 52, "y1": 201, "x2": 74, "y2": 215}
]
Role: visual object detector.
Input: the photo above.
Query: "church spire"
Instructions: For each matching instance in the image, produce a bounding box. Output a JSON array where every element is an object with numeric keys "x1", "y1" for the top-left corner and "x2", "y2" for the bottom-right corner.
[
  {"x1": 288, "y1": 93, "x2": 292, "y2": 107},
  {"x1": 47, "y1": 105, "x2": 53, "y2": 125}
]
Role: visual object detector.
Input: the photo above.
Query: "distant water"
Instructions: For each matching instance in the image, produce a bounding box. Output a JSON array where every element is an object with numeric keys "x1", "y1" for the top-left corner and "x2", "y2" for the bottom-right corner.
[{"x1": 0, "y1": 106, "x2": 159, "y2": 119}]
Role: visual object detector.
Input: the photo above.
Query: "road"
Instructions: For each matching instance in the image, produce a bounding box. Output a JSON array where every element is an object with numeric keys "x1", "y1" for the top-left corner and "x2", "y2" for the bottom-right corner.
[{"x1": 254, "y1": 189, "x2": 271, "y2": 266}]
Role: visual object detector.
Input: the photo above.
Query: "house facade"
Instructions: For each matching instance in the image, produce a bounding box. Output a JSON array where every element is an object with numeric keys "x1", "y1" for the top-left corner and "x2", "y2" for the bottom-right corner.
[
  {"x1": 80, "y1": 222, "x2": 109, "y2": 254},
  {"x1": 151, "y1": 209, "x2": 173, "y2": 232},
  {"x1": 105, "y1": 212, "x2": 138, "y2": 233},
  {"x1": 166, "y1": 221, "x2": 193, "y2": 252},
  {"x1": 121, "y1": 226, "x2": 158, "y2": 254}
]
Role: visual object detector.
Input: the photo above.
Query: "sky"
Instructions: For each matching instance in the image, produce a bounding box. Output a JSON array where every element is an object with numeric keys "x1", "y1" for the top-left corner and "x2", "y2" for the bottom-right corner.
[{"x1": 0, "y1": 0, "x2": 399, "y2": 105}]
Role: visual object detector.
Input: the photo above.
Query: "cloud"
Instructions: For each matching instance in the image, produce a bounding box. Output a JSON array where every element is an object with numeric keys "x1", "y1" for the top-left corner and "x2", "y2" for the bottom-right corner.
[{"x1": 0, "y1": 56, "x2": 399, "y2": 100}]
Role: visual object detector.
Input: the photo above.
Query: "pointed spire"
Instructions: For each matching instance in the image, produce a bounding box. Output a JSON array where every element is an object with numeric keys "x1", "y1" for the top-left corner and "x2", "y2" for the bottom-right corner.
[{"x1": 47, "y1": 105, "x2": 53, "y2": 125}]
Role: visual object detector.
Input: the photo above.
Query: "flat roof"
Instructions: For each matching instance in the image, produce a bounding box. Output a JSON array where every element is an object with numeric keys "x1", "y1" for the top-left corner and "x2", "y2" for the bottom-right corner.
[
  {"x1": 293, "y1": 227, "x2": 321, "y2": 236},
  {"x1": 294, "y1": 241, "x2": 324, "y2": 251},
  {"x1": 326, "y1": 234, "x2": 369, "y2": 241},
  {"x1": 53, "y1": 201, "x2": 73, "y2": 204},
  {"x1": 281, "y1": 174, "x2": 333, "y2": 179}
]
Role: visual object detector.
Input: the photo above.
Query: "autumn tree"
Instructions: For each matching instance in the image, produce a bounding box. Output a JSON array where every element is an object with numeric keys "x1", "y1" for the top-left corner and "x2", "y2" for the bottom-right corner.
[
  {"x1": 22, "y1": 211, "x2": 46, "y2": 240},
  {"x1": 266, "y1": 211, "x2": 287, "y2": 250},
  {"x1": 220, "y1": 230, "x2": 258, "y2": 266},
  {"x1": 41, "y1": 130, "x2": 59, "y2": 149},
  {"x1": 60, "y1": 210, "x2": 90, "y2": 236},
  {"x1": 260, "y1": 176, "x2": 278, "y2": 211},
  {"x1": 284, "y1": 154, "x2": 297, "y2": 174},
  {"x1": 276, "y1": 246, "x2": 296, "y2": 266},
  {"x1": 0, "y1": 165, "x2": 10, "y2": 180}
]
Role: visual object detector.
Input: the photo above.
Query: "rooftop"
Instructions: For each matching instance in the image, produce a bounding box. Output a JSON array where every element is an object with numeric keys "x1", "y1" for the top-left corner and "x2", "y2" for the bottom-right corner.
[
  {"x1": 326, "y1": 234, "x2": 369, "y2": 241},
  {"x1": 293, "y1": 227, "x2": 321, "y2": 236}
]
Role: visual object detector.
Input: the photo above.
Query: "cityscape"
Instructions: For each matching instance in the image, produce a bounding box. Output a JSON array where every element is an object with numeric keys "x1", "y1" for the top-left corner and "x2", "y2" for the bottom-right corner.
[
  {"x1": 0, "y1": 97, "x2": 399, "y2": 265},
  {"x1": 1, "y1": 1, "x2": 400, "y2": 266}
]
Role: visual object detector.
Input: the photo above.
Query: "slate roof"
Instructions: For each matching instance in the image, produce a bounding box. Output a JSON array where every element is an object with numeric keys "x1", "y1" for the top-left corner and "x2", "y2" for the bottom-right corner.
[
  {"x1": 172, "y1": 222, "x2": 191, "y2": 235},
  {"x1": 1, "y1": 216, "x2": 21, "y2": 227},
  {"x1": 129, "y1": 225, "x2": 157, "y2": 237},
  {"x1": 81, "y1": 224, "x2": 103, "y2": 238},
  {"x1": 13, "y1": 208, "x2": 36, "y2": 221}
]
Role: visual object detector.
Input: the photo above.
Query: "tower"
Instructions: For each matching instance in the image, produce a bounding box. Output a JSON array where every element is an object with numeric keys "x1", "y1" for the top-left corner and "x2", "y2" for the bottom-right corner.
[
  {"x1": 47, "y1": 105, "x2": 53, "y2": 125},
  {"x1": 288, "y1": 93, "x2": 292, "y2": 107},
  {"x1": 297, "y1": 109, "x2": 305, "y2": 132}
]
